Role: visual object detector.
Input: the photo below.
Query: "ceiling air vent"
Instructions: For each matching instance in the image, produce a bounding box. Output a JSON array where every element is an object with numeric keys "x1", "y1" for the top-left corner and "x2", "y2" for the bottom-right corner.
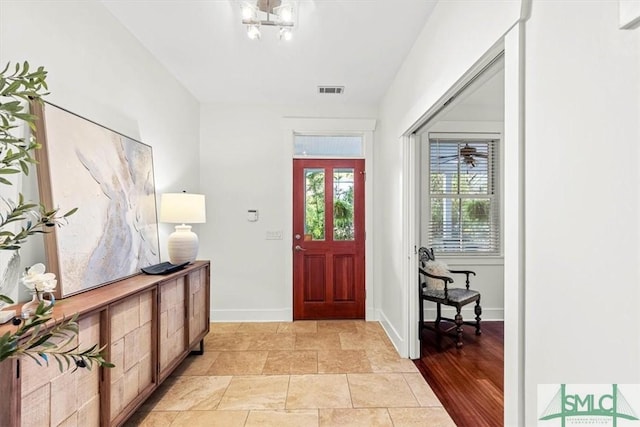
[{"x1": 318, "y1": 86, "x2": 345, "y2": 95}]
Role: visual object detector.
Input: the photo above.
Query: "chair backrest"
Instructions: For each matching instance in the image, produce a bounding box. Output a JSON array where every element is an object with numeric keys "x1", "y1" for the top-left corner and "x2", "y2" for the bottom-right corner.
[
  {"x1": 418, "y1": 247, "x2": 435, "y2": 266},
  {"x1": 418, "y1": 247, "x2": 452, "y2": 291}
]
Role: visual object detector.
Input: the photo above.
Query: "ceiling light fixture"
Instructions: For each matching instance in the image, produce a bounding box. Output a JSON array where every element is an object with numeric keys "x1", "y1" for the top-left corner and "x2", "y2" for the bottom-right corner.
[
  {"x1": 279, "y1": 27, "x2": 292, "y2": 41},
  {"x1": 241, "y1": 0, "x2": 296, "y2": 41},
  {"x1": 247, "y1": 24, "x2": 261, "y2": 40}
]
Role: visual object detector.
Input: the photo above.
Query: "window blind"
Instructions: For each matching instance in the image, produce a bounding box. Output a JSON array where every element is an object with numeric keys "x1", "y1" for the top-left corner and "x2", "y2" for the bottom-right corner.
[{"x1": 428, "y1": 138, "x2": 500, "y2": 254}]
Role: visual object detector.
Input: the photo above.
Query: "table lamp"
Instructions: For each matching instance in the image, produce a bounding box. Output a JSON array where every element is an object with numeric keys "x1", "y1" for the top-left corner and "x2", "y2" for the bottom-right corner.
[{"x1": 159, "y1": 192, "x2": 206, "y2": 264}]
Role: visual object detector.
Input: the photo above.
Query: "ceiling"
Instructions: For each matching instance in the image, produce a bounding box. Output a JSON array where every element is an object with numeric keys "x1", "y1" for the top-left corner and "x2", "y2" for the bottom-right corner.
[
  {"x1": 439, "y1": 65, "x2": 505, "y2": 122},
  {"x1": 100, "y1": 0, "x2": 438, "y2": 107}
]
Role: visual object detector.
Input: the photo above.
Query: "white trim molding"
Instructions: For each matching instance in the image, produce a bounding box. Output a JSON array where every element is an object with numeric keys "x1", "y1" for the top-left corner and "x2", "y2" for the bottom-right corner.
[
  {"x1": 210, "y1": 308, "x2": 292, "y2": 322},
  {"x1": 282, "y1": 117, "x2": 377, "y2": 132}
]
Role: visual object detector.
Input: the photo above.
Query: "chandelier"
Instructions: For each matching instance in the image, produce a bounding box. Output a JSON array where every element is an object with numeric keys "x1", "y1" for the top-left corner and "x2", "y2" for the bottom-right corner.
[{"x1": 241, "y1": 0, "x2": 296, "y2": 41}]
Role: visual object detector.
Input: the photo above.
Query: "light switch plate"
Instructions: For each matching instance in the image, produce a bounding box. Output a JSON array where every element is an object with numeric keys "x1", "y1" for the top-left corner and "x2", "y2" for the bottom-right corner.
[
  {"x1": 266, "y1": 230, "x2": 283, "y2": 240},
  {"x1": 247, "y1": 210, "x2": 259, "y2": 222}
]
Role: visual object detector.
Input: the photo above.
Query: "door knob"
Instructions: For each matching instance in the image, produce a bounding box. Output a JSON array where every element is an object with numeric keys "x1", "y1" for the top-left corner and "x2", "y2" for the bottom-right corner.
[{"x1": 294, "y1": 245, "x2": 307, "y2": 251}]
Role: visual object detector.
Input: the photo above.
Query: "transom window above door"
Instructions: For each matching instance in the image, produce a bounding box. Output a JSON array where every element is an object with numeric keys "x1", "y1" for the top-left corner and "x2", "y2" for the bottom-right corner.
[
  {"x1": 427, "y1": 135, "x2": 500, "y2": 255},
  {"x1": 294, "y1": 134, "x2": 364, "y2": 158}
]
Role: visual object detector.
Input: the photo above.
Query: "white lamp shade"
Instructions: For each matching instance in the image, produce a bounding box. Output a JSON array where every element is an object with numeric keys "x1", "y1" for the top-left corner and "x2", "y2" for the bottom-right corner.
[{"x1": 160, "y1": 193, "x2": 206, "y2": 224}]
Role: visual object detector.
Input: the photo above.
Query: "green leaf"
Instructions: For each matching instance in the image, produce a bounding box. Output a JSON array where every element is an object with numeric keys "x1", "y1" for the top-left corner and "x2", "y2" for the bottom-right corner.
[
  {"x1": 0, "y1": 295, "x2": 14, "y2": 304},
  {"x1": 1, "y1": 80, "x2": 20, "y2": 96},
  {"x1": 64, "y1": 208, "x2": 78, "y2": 217},
  {"x1": 27, "y1": 334, "x2": 53, "y2": 349},
  {"x1": 0, "y1": 168, "x2": 20, "y2": 174},
  {"x1": 19, "y1": 161, "x2": 29, "y2": 175},
  {"x1": 24, "y1": 352, "x2": 43, "y2": 366}
]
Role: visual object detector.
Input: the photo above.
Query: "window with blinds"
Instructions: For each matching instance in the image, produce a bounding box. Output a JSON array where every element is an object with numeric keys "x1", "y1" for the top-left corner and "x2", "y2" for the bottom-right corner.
[{"x1": 428, "y1": 137, "x2": 500, "y2": 254}]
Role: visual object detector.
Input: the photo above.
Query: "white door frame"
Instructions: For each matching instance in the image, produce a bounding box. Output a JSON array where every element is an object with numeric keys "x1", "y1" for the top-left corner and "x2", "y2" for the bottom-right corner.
[
  {"x1": 281, "y1": 118, "x2": 377, "y2": 320},
  {"x1": 404, "y1": 42, "x2": 506, "y2": 360}
]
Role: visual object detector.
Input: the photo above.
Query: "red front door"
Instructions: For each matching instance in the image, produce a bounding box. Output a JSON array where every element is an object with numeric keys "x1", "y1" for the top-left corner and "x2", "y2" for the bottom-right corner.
[{"x1": 293, "y1": 159, "x2": 365, "y2": 320}]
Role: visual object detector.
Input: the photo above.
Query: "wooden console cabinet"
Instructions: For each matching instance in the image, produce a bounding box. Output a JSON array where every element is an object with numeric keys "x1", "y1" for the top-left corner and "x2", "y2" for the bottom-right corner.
[{"x1": 0, "y1": 260, "x2": 210, "y2": 427}]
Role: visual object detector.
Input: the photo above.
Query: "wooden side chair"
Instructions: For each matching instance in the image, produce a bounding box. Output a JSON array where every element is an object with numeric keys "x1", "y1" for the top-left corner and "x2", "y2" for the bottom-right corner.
[{"x1": 418, "y1": 247, "x2": 482, "y2": 349}]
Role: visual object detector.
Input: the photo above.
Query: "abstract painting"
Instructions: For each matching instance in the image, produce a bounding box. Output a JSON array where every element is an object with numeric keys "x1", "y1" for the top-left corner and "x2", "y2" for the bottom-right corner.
[{"x1": 33, "y1": 102, "x2": 160, "y2": 298}]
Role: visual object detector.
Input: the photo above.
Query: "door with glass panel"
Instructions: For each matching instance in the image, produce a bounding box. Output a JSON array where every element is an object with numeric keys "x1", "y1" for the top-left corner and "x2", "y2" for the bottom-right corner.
[{"x1": 293, "y1": 159, "x2": 365, "y2": 319}]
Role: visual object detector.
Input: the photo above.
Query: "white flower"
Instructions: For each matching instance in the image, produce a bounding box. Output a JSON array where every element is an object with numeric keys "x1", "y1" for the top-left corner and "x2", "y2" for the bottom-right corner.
[{"x1": 21, "y1": 263, "x2": 57, "y2": 293}]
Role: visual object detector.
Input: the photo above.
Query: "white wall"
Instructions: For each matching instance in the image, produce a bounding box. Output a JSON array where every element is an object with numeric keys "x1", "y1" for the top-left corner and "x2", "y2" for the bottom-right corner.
[
  {"x1": 375, "y1": 0, "x2": 521, "y2": 354},
  {"x1": 199, "y1": 104, "x2": 376, "y2": 321},
  {"x1": 377, "y1": 0, "x2": 640, "y2": 425},
  {"x1": 0, "y1": 0, "x2": 201, "y2": 286},
  {"x1": 524, "y1": 1, "x2": 640, "y2": 424},
  {"x1": 374, "y1": 0, "x2": 522, "y2": 424}
]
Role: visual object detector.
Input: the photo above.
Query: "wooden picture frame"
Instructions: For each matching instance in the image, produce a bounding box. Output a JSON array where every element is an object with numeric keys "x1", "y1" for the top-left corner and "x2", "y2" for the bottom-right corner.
[{"x1": 32, "y1": 101, "x2": 160, "y2": 298}]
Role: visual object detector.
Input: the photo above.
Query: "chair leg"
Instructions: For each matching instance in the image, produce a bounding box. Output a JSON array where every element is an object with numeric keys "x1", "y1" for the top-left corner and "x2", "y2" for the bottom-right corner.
[
  {"x1": 454, "y1": 308, "x2": 463, "y2": 348},
  {"x1": 474, "y1": 299, "x2": 482, "y2": 336},
  {"x1": 435, "y1": 303, "x2": 442, "y2": 329}
]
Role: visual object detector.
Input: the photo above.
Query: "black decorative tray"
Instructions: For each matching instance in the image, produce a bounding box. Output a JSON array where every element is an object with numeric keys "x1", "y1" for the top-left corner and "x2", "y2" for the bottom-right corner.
[{"x1": 141, "y1": 261, "x2": 189, "y2": 275}]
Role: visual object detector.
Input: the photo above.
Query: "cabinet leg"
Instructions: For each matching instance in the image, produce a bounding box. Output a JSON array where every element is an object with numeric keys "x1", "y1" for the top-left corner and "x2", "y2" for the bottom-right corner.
[{"x1": 190, "y1": 339, "x2": 204, "y2": 356}]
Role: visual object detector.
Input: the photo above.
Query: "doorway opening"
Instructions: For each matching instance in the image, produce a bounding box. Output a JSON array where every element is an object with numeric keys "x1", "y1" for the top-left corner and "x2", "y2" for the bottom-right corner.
[{"x1": 408, "y1": 51, "x2": 506, "y2": 424}]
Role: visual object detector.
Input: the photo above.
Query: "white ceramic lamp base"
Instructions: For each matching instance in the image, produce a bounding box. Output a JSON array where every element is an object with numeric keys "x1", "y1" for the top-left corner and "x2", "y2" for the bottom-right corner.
[{"x1": 167, "y1": 224, "x2": 199, "y2": 264}]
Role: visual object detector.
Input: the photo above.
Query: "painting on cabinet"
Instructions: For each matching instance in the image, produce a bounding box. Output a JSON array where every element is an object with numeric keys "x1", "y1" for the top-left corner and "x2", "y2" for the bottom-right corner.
[{"x1": 32, "y1": 102, "x2": 160, "y2": 298}]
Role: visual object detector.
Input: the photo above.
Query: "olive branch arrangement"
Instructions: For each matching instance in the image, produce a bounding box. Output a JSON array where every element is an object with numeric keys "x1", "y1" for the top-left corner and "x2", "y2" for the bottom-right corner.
[{"x1": 0, "y1": 61, "x2": 113, "y2": 370}]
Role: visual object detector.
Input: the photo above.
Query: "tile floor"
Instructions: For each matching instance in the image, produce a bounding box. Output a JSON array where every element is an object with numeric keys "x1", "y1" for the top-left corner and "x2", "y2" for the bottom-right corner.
[{"x1": 125, "y1": 320, "x2": 456, "y2": 426}]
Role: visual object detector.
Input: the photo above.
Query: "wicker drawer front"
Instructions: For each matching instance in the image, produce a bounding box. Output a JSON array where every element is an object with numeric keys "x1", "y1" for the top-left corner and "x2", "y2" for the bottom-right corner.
[
  {"x1": 109, "y1": 290, "x2": 154, "y2": 422},
  {"x1": 159, "y1": 277, "x2": 186, "y2": 376},
  {"x1": 188, "y1": 269, "x2": 207, "y2": 345},
  {"x1": 21, "y1": 313, "x2": 101, "y2": 427}
]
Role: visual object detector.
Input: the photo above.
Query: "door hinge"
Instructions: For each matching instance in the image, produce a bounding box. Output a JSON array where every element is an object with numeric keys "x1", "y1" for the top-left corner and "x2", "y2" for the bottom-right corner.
[{"x1": 361, "y1": 170, "x2": 366, "y2": 181}]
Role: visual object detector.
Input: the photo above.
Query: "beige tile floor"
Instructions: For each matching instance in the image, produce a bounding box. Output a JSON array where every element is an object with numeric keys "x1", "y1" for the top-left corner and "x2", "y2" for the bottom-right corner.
[{"x1": 125, "y1": 320, "x2": 455, "y2": 427}]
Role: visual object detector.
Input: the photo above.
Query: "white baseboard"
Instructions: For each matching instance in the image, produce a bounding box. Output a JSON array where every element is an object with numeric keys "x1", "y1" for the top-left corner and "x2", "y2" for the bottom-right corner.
[
  {"x1": 377, "y1": 309, "x2": 408, "y2": 357},
  {"x1": 366, "y1": 306, "x2": 376, "y2": 321},
  {"x1": 211, "y1": 306, "x2": 381, "y2": 323},
  {"x1": 210, "y1": 308, "x2": 292, "y2": 322}
]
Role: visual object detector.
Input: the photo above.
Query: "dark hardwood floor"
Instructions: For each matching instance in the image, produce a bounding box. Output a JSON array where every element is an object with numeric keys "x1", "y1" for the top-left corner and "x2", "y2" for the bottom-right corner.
[{"x1": 414, "y1": 321, "x2": 504, "y2": 427}]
